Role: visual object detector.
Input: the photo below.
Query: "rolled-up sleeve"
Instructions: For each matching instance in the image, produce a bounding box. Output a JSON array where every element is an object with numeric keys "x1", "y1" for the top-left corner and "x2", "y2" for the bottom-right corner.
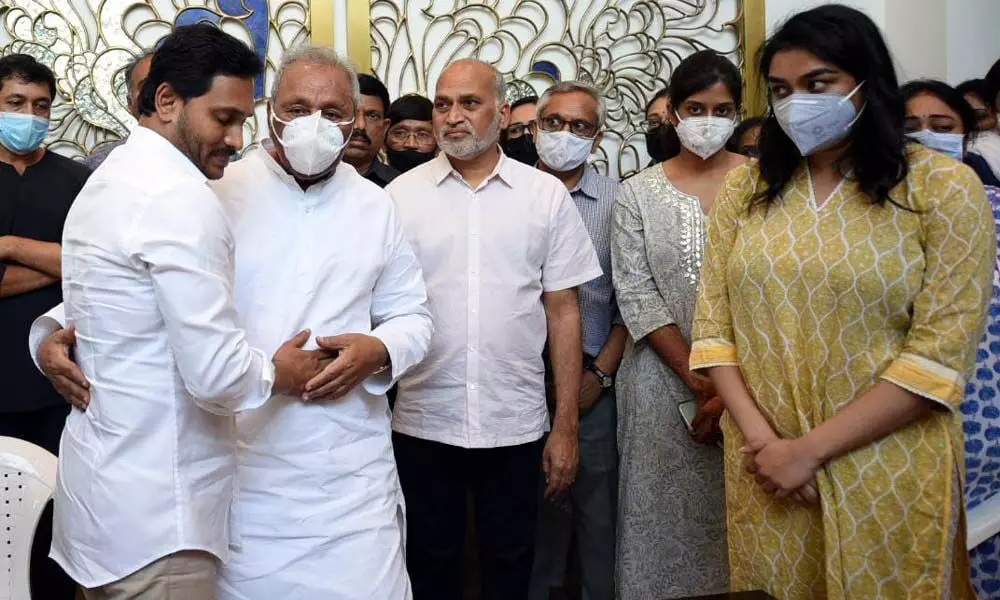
[
  {"x1": 131, "y1": 182, "x2": 274, "y2": 415},
  {"x1": 364, "y1": 201, "x2": 434, "y2": 396},
  {"x1": 689, "y1": 165, "x2": 753, "y2": 371},
  {"x1": 881, "y1": 164, "x2": 995, "y2": 409}
]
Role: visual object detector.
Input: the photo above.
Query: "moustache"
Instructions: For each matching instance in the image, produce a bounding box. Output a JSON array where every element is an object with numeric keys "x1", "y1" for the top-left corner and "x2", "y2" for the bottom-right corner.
[
  {"x1": 212, "y1": 147, "x2": 237, "y2": 159},
  {"x1": 442, "y1": 124, "x2": 475, "y2": 136},
  {"x1": 350, "y1": 130, "x2": 371, "y2": 144}
]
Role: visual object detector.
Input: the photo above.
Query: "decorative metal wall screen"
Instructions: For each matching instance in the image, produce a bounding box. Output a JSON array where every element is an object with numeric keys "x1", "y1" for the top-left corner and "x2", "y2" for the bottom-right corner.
[
  {"x1": 370, "y1": 0, "x2": 744, "y2": 177},
  {"x1": 0, "y1": 0, "x2": 760, "y2": 175},
  {"x1": 0, "y1": 0, "x2": 310, "y2": 158}
]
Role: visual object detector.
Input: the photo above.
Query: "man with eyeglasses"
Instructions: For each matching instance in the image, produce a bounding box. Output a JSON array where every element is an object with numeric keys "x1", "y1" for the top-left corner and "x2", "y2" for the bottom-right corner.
[
  {"x1": 385, "y1": 94, "x2": 437, "y2": 173},
  {"x1": 345, "y1": 73, "x2": 399, "y2": 187},
  {"x1": 501, "y1": 95, "x2": 539, "y2": 165},
  {"x1": 528, "y1": 81, "x2": 627, "y2": 600}
]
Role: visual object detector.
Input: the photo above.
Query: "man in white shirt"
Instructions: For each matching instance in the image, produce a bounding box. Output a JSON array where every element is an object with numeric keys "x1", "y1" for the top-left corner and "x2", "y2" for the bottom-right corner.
[
  {"x1": 32, "y1": 44, "x2": 432, "y2": 599},
  {"x1": 30, "y1": 25, "x2": 331, "y2": 599},
  {"x1": 387, "y1": 59, "x2": 603, "y2": 600}
]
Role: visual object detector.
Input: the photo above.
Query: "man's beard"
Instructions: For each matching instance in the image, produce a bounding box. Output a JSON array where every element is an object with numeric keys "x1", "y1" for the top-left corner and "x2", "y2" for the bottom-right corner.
[
  {"x1": 437, "y1": 110, "x2": 502, "y2": 160},
  {"x1": 177, "y1": 110, "x2": 235, "y2": 179}
]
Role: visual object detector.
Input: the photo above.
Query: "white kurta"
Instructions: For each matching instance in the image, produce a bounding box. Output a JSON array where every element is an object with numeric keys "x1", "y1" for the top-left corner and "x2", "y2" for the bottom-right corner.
[{"x1": 213, "y1": 148, "x2": 432, "y2": 599}]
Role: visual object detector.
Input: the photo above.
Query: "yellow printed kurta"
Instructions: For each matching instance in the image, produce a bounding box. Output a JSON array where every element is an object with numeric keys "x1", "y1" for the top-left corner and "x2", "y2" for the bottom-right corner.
[{"x1": 690, "y1": 146, "x2": 993, "y2": 600}]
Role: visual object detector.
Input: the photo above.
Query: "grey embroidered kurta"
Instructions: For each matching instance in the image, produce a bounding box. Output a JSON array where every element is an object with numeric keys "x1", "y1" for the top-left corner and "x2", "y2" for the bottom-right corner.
[{"x1": 611, "y1": 165, "x2": 728, "y2": 599}]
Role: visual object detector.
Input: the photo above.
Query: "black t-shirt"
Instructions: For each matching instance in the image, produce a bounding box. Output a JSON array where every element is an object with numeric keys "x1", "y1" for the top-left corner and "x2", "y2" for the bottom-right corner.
[{"x1": 0, "y1": 151, "x2": 90, "y2": 413}]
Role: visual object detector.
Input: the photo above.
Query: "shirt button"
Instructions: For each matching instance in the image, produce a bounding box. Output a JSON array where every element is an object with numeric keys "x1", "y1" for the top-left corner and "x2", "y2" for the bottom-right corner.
[{"x1": 469, "y1": 383, "x2": 477, "y2": 390}]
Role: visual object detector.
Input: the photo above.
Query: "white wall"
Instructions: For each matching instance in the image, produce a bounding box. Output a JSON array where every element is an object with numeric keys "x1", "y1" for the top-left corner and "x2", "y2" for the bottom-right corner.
[
  {"x1": 764, "y1": 0, "x2": 883, "y2": 35},
  {"x1": 884, "y1": 0, "x2": 947, "y2": 81},
  {"x1": 763, "y1": 0, "x2": 1000, "y2": 84},
  {"x1": 946, "y1": 0, "x2": 1000, "y2": 84}
]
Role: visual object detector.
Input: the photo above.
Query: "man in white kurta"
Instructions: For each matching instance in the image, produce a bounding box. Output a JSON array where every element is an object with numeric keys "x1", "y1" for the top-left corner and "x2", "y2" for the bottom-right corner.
[
  {"x1": 30, "y1": 45, "x2": 430, "y2": 600},
  {"x1": 211, "y1": 143, "x2": 428, "y2": 600}
]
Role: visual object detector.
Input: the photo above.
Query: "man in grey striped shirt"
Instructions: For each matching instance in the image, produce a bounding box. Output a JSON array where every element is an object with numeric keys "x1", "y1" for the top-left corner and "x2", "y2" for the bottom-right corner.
[{"x1": 529, "y1": 81, "x2": 627, "y2": 600}]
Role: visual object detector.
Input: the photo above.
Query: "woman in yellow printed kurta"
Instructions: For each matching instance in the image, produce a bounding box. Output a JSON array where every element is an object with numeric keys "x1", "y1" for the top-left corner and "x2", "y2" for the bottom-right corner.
[{"x1": 689, "y1": 6, "x2": 993, "y2": 600}]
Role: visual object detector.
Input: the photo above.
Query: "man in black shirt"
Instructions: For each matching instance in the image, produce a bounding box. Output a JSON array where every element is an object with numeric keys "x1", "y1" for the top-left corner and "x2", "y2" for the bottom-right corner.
[
  {"x1": 0, "y1": 53, "x2": 89, "y2": 600},
  {"x1": 344, "y1": 73, "x2": 399, "y2": 187}
]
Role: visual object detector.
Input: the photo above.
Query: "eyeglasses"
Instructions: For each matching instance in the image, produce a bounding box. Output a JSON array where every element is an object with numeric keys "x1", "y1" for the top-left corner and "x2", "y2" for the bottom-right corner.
[
  {"x1": 506, "y1": 121, "x2": 535, "y2": 139},
  {"x1": 538, "y1": 115, "x2": 598, "y2": 138},
  {"x1": 638, "y1": 118, "x2": 664, "y2": 133},
  {"x1": 388, "y1": 127, "x2": 435, "y2": 144}
]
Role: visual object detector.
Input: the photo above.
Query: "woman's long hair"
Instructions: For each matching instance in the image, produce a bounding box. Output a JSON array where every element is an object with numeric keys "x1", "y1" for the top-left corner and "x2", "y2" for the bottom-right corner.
[
  {"x1": 754, "y1": 5, "x2": 908, "y2": 207},
  {"x1": 657, "y1": 50, "x2": 743, "y2": 161}
]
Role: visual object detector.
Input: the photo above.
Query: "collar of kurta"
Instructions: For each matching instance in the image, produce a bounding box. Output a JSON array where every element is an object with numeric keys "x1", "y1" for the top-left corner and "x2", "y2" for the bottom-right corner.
[
  {"x1": 429, "y1": 145, "x2": 514, "y2": 189},
  {"x1": 126, "y1": 126, "x2": 207, "y2": 184}
]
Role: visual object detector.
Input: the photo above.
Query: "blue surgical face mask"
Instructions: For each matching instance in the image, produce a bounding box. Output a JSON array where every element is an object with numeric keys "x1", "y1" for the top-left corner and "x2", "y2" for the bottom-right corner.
[
  {"x1": 0, "y1": 112, "x2": 49, "y2": 155},
  {"x1": 906, "y1": 129, "x2": 964, "y2": 161},
  {"x1": 773, "y1": 82, "x2": 865, "y2": 156}
]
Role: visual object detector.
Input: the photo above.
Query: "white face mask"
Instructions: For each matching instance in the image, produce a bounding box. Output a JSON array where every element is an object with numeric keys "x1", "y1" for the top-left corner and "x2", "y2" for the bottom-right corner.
[
  {"x1": 271, "y1": 110, "x2": 354, "y2": 176},
  {"x1": 535, "y1": 129, "x2": 595, "y2": 171},
  {"x1": 674, "y1": 113, "x2": 737, "y2": 159},
  {"x1": 906, "y1": 129, "x2": 964, "y2": 161},
  {"x1": 773, "y1": 82, "x2": 865, "y2": 156}
]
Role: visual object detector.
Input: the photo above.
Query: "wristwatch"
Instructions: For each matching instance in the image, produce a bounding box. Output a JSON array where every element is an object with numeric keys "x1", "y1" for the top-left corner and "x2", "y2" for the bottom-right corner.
[{"x1": 587, "y1": 363, "x2": 614, "y2": 389}]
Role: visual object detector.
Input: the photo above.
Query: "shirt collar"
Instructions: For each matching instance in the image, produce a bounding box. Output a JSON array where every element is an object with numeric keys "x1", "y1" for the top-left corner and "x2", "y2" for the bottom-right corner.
[
  {"x1": 127, "y1": 126, "x2": 206, "y2": 184},
  {"x1": 569, "y1": 165, "x2": 601, "y2": 200},
  {"x1": 431, "y1": 146, "x2": 514, "y2": 189}
]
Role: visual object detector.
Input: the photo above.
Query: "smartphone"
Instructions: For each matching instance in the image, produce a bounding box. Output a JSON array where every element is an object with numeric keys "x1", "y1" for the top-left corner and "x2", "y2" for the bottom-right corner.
[
  {"x1": 679, "y1": 399, "x2": 724, "y2": 448},
  {"x1": 678, "y1": 400, "x2": 698, "y2": 431}
]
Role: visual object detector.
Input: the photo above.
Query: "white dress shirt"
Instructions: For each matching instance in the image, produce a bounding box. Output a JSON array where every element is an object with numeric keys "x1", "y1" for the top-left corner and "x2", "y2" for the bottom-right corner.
[
  {"x1": 213, "y1": 148, "x2": 431, "y2": 599},
  {"x1": 387, "y1": 151, "x2": 602, "y2": 448},
  {"x1": 41, "y1": 126, "x2": 275, "y2": 587}
]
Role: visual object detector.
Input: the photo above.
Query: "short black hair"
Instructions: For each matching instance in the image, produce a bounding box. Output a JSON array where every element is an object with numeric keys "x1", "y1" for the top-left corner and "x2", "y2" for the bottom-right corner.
[
  {"x1": 511, "y1": 95, "x2": 538, "y2": 112},
  {"x1": 957, "y1": 79, "x2": 993, "y2": 109},
  {"x1": 986, "y1": 59, "x2": 1000, "y2": 111},
  {"x1": 902, "y1": 79, "x2": 977, "y2": 135},
  {"x1": 0, "y1": 54, "x2": 56, "y2": 101},
  {"x1": 388, "y1": 94, "x2": 433, "y2": 126},
  {"x1": 137, "y1": 24, "x2": 262, "y2": 117},
  {"x1": 358, "y1": 73, "x2": 391, "y2": 115}
]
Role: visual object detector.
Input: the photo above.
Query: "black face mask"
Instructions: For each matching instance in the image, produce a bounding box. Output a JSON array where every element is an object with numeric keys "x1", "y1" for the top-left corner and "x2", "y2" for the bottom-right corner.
[
  {"x1": 645, "y1": 126, "x2": 671, "y2": 163},
  {"x1": 502, "y1": 134, "x2": 539, "y2": 166},
  {"x1": 387, "y1": 147, "x2": 435, "y2": 173}
]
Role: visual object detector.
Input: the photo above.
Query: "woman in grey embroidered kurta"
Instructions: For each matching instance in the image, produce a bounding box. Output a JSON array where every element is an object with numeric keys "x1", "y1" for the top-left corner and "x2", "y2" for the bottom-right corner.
[{"x1": 611, "y1": 50, "x2": 745, "y2": 599}]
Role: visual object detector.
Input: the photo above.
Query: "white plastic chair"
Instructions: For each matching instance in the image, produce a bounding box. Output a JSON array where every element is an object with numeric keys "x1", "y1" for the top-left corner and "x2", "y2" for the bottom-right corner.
[{"x1": 0, "y1": 437, "x2": 58, "y2": 600}]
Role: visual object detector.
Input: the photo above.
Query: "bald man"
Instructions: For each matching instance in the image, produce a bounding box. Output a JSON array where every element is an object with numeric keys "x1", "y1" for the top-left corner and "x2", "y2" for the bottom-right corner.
[{"x1": 386, "y1": 59, "x2": 601, "y2": 600}]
